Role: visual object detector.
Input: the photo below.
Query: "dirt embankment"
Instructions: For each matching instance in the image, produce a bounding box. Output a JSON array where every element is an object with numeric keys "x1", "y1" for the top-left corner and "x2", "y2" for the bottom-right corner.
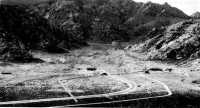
[{"x1": 140, "y1": 20, "x2": 200, "y2": 61}]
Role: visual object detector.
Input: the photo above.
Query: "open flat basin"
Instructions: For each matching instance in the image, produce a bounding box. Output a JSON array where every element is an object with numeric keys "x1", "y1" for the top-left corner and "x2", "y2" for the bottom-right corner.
[{"x1": 0, "y1": 75, "x2": 130, "y2": 104}]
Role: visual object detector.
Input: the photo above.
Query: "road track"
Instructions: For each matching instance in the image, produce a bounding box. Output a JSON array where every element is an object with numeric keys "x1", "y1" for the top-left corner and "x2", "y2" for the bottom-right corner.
[
  {"x1": 0, "y1": 74, "x2": 134, "y2": 106},
  {"x1": 64, "y1": 74, "x2": 172, "y2": 107},
  {"x1": 0, "y1": 72, "x2": 172, "y2": 107},
  {"x1": 57, "y1": 75, "x2": 135, "y2": 102}
]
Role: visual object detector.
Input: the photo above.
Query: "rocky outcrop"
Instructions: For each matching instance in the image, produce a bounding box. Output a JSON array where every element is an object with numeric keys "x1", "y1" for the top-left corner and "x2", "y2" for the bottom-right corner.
[
  {"x1": 125, "y1": 1, "x2": 190, "y2": 38},
  {"x1": 143, "y1": 20, "x2": 200, "y2": 60},
  {"x1": 137, "y1": 2, "x2": 189, "y2": 18},
  {"x1": 126, "y1": 2, "x2": 189, "y2": 27},
  {"x1": 191, "y1": 12, "x2": 200, "y2": 19}
]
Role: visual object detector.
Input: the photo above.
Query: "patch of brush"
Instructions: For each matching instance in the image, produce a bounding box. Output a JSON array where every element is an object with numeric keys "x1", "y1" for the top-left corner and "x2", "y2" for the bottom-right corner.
[
  {"x1": 148, "y1": 67, "x2": 163, "y2": 71},
  {"x1": 192, "y1": 79, "x2": 200, "y2": 84}
]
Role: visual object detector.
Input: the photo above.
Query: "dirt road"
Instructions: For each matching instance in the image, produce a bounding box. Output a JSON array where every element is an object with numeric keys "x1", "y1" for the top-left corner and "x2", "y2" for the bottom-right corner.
[{"x1": 0, "y1": 43, "x2": 200, "y2": 107}]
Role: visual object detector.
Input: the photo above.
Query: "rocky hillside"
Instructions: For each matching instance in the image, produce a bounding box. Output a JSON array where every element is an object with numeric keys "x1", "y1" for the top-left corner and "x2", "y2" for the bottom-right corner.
[
  {"x1": 191, "y1": 12, "x2": 200, "y2": 19},
  {"x1": 1, "y1": 0, "x2": 190, "y2": 43},
  {"x1": 0, "y1": 27, "x2": 33, "y2": 62},
  {"x1": 0, "y1": 0, "x2": 54, "y2": 5},
  {"x1": 139, "y1": 2, "x2": 188, "y2": 18},
  {"x1": 0, "y1": 0, "x2": 190, "y2": 61},
  {"x1": 47, "y1": 0, "x2": 190, "y2": 42},
  {"x1": 0, "y1": 4, "x2": 87, "y2": 61},
  {"x1": 141, "y1": 20, "x2": 200, "y2": 60},
  {"x1": 0, "y1": 5, "x2": 51, "y2": 61},
  {"x1": 127, "y1": 2, "x2": 189, "y2": 25},
  {"x1": 126, "y1": 2, "x2": 190, "y2": 37}
]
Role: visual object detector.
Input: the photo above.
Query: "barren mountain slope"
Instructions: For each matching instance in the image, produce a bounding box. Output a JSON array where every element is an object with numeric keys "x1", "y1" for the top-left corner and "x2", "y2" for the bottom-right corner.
[
  {"x1": 127, "y1": 2, "x2": 189, "y2": 25},
  {"x1": 137, "y1": 20, "x2": 200, "y2": 60}
]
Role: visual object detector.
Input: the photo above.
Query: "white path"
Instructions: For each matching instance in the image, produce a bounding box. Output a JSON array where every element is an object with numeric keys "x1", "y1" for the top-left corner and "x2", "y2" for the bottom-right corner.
[
  {"x1": 66, "y1": 74, "x2": 172, "y2": 107},
  {"x1": 0, "y1": 75, "x2": 133, "y2": 106}
]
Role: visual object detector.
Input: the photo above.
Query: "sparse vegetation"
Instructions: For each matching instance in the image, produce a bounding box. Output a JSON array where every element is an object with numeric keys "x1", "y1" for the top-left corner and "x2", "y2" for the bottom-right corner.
[
  {"x1": 0, "y1": 75, "x2": 129, "y2": 102},
  {"x1": 0, "y1": 78, "x2": 70, "y2": 102},
  {"x1": 0, "y1": 43, "x2": 200, "y2": 107},
  {"x1": 192, "y1": 79, "x2": 200, "y2": 84},
  {"x1": 0, "y1": 3, "x2": 88, "y2": 61},
  {"x1": 1, "y1": 0, "x2": 200, "y2": 107},
  {"x1": 0, "y1": 0, "x2": 190, "y2": 61}
]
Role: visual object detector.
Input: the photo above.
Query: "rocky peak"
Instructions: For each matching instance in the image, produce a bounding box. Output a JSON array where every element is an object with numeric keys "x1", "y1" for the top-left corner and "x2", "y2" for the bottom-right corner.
[
  {"x1": 136, "y1": 1, "x2": 189, "y2": 19},
  {"x1": 191, "y1": 12, "x2": 200, "y2": 19},
  {"x1": 164, "y1": 2, "x2": 170, "y2": 6}
]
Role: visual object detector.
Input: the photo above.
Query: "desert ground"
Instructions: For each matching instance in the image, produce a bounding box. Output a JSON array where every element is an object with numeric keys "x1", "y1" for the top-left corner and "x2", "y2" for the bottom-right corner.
[
  {"x1": 0, "y1": 42, "x2": 200, "y2": 107},
  {"x1": 1, "y1": 0, "x2": 200, "y2": 107}
]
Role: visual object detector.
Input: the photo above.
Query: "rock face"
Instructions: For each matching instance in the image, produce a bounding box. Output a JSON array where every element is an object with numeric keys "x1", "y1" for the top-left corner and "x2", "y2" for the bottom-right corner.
[
  {"x1": 191, "y1": 12, "x2": 200, "y2": 19},
  {"x1": 143, "y1": 20, "x2": 200, "y2": 60}
]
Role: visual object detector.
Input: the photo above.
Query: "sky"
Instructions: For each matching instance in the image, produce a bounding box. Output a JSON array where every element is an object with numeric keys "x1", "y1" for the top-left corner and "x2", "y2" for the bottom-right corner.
[{"x1": 133, "y1": 0, "x2": 200, "y2": 15}]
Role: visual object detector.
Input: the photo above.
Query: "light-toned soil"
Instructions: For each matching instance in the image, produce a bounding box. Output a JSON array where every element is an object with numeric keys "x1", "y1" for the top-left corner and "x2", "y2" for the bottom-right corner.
[
  {"x1": 0, "y1": 42, "x2": 200, "y2": 107},
  {"x1": 0, "y1": 75, "x2": 129, "y2": 102}
]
